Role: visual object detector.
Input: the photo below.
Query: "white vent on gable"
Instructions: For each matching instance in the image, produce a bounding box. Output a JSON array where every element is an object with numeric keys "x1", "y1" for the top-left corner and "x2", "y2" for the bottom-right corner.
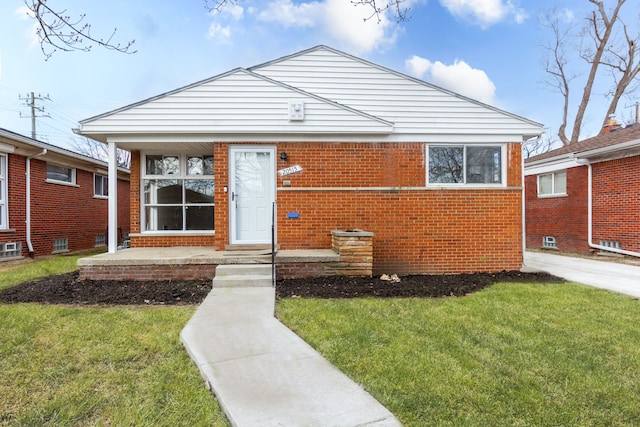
[{"x1": 288, "y1": 101, "x2": 305, "y2": 121}]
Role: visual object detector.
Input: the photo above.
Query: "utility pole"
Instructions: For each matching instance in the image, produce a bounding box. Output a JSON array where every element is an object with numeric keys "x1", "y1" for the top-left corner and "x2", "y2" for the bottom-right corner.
[{"x1": 19, "y1": 92, "x2": 50, "y2": 140}]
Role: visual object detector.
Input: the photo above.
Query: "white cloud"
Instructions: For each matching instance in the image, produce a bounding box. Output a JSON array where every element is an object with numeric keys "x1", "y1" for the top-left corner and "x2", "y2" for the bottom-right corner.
[
  {"x1": 439, "y1": 0, "x2": 527, "y2": 28},
  {"x1": 226, "y1": 4, "x2": 245, "y2": 21},
  {"x1": 258, "y1": 0, "x2": 319, "y2": 27},
  {"x1": 406, "y1": 55, "x2": 496, "y2": 104},
  {"x1": 206, "y1": 23, "x2": 233, "y2": 44},
  {"x1": 256, "y1": 0, "x2": 398, "y2": 53},
  {"x1": 15, "y1": 5, "x2": 40, "y2": 47}
]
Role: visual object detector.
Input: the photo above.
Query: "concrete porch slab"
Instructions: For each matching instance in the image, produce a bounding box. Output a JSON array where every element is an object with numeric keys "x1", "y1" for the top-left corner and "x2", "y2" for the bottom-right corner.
[{"x1": 78, "y1": 247, "x2": 340, "y2": 267}]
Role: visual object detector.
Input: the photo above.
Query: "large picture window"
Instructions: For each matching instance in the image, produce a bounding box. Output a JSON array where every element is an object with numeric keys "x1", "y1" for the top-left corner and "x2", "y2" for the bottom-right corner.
[
  {"x1": 142, "y1": 154, "x2": 214, "y2": 231},
  {"x1": 428, "y1": 145, "x2": 502, "y2": 185},
  {"x1": 0, "y1": 154, "x2": 7, "y2": 229}
]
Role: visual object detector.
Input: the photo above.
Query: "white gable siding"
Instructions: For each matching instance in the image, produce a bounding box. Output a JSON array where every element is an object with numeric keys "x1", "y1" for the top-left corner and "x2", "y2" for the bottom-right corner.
[
  {"x1": 251, "y1": 47, "x2": 541, "y2": 137},
  {"x1": 80, "y1": 70, "x2": 392, "y2": 137}
]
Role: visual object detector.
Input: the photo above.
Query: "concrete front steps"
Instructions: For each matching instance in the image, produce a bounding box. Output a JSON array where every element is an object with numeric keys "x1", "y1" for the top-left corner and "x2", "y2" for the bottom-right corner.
[{"x1": 213, "y1": 264, "x2": 274, "y2": 288}]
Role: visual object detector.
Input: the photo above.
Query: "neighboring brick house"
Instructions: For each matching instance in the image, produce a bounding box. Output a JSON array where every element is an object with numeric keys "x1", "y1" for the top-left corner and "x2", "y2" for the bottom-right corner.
[
  {"x1": 525, "y1": 120, "x2": 640, "y2": 257},
  {"x1": 78, "y1": 45, "x2": 542, "y2": 275},
  {"x1": 0, "y1": 128, "x2": 130, "y2": 260}
]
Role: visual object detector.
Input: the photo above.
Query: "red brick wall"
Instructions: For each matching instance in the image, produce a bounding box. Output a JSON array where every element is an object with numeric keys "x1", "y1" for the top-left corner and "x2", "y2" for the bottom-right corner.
[
  {"x1": 525, "y1": 166, "x2": 589, "y2": 254},
  {"x1": 130, "y1": 142, "x2": 524, "y2": 274},
  {"x1": 592, "y1": 156, "x2": 640, "y2": 253},
  {"x1": 0, "y1": 153, "x2": 130, "y2": 258}
]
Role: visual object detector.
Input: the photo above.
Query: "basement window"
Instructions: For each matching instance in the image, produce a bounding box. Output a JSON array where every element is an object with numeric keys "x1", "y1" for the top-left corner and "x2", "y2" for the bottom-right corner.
[
  {"x1": 95, "y1": 234, "x2": 106, "y2": 247},
  {"x1": 542, "y1": 236, "x2": 557, "y2": 249},
  {"x1": 53, "y1": 237, "x2": 68, "y2": 253},
  {"x1": 599, "y1": 240, "x2": 621, "y2": 250},
  {"x1": 0, "y1": 242, "x2": 21, "y2": 258}
]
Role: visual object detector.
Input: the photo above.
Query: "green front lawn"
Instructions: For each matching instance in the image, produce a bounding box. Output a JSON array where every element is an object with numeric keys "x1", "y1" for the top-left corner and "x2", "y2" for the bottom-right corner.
[
  {"x1": 278, "y1": 282, "x2": 640, "y2": 426},
  {"x1": 0, "y1": 252, "x2": 227, "y2": 426},
  {"x1": 3, "y1": 252, "x2": 639, "y2": 426}
]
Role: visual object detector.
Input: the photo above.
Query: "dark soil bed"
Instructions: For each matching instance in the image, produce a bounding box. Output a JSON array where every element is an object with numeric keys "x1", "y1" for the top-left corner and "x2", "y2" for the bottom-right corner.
[{"x1": 0, "y1": 270, "x2": 563, "y2": 305}]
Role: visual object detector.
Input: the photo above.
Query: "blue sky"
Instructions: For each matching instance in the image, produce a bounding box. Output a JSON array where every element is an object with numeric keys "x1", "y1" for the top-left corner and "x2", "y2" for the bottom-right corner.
[{"x1": 1, "y1": 0, "x2": 638, "y2": 151}]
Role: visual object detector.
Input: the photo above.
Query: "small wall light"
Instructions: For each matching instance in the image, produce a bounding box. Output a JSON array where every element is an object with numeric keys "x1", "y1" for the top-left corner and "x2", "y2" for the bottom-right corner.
[{"x1": 280, "y1": 152, "x2": 288, "y2": 161}]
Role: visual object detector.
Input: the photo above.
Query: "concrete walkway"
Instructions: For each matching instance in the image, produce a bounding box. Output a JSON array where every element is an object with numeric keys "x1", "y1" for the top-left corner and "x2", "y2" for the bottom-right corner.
[
  {"x1": 180, "y1": 286, "x2": 401, "y2": 427},
  {"x1": 524, "y1": 251, "x2": 640, "y2": 298}
]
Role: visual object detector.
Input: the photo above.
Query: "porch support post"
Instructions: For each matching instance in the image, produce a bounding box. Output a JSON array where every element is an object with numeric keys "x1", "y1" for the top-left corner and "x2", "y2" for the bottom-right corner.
[{"x1": 108, "y1": 141, "x2": 118, "y2": 253}]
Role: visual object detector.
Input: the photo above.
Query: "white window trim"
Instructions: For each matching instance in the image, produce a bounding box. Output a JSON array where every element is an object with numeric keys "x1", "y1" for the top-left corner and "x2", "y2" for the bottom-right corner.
[
  {"x1": 0, "y1": 154, "x2": 7, "y2": 229},
  {"x1": 426, "y1": 144, "x2": 506, "y2": 187},
  {"x1": 537, "y1": 170, "x2": 567, "y2": 198},
  {"x1": 46, "y1": 163, "x2": 78, "y2": 186},
  {"x1": 141, "y1": 153, "x2": 215, "y2": 233}
]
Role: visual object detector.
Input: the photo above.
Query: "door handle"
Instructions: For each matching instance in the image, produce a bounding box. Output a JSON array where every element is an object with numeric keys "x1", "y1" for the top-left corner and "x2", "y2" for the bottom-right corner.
[{"x1": 232, "y1": 192, "x2": 236, "y2": 201}]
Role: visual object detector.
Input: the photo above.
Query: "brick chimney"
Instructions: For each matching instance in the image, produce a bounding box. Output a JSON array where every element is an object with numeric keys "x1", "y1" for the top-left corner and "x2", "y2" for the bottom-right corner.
[{"x1": 603, "y1": 114, "x2": 622, "y2": 133}]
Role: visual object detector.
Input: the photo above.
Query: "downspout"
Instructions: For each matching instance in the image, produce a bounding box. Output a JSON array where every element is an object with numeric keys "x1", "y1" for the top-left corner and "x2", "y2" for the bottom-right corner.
[
  {"x1": 585, "y1": 162, "x2": 640, "y2": 257},
  {"x1": 26, "y1": 149, "x2": 47, "y2": 257}
]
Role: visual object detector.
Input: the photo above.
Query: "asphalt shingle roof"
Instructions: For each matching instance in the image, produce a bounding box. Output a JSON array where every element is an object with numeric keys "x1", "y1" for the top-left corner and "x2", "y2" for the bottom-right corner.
[{"x1": 526, "y1": 123, "x2": 640, "y2": 163}]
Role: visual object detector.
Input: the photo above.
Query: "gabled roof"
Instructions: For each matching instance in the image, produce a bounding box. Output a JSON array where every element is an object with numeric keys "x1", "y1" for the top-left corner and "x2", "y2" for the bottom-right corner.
[
  {"x1": 79, "y1": 45, "x2": 543, "y2": 144},
  {"x1": 526, "y1": 124, "x2": 640, "y2": 165}
]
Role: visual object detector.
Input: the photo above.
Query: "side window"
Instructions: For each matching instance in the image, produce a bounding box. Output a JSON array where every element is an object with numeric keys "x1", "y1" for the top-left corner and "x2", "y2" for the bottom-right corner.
[
  {"x1": 47, "y1": 163, "x2": 76, "y2": 184},
  {"x1": 94, "y1": 174, "x2": 108, "y2": 197},
  {"x1": 538, "y1": 171, "x2": 567, "y2": 196},
  {"x1": 428, "y1": 145, "x2": 503, "y2": 185},
  {"x1": 0, "y1": 154, "x2": 7, "y2": 229}
]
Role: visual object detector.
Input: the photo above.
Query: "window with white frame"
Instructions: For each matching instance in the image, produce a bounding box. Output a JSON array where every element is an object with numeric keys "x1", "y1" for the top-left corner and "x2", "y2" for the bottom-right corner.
[
  {"x1": 94, "y1": 174, "x2": 108, "y2": 197},
  {"x1": 142, "y1": 154, "x2": 214, "y2": 232},
  {"x1": 538, "y1": 170, "x2": 566, "y2": 196},
  {"x1": 46, "y1": 163, "x2": 76, "y2": 184},
  {"x1": 428, "y1": 145, "x2": 503, "y2": 185},
  {"x1": 0, "y1": 154, "x2": 7, "y2": 229}
]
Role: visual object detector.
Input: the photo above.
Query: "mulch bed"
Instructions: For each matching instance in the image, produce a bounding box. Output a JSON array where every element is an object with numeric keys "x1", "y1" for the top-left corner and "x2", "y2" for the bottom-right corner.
[{"x1": 0, "y1": 270, "x2": 564, "y2": 305}]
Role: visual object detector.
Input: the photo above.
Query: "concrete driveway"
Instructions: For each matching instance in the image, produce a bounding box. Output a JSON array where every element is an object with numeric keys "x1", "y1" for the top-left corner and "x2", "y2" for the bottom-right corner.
[{"x1": 524, "y1": 251, "x2": 640, "y2": 298}]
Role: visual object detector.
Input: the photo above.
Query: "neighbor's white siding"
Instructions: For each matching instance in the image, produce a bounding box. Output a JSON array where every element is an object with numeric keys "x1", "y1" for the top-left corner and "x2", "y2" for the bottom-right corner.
[{"x1": 252, "y1": 47, "x2": 541, "y2": 137}]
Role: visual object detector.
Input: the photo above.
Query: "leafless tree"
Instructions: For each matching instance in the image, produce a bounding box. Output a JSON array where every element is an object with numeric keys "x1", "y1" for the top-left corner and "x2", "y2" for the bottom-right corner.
[
  {"x1": 22, "y1": 0, "x2": 136, "y2": 60},
  {"x1": 205, "y1": 0, "x2": 410, "y2": 23},
  {"x1": 543, "y1": 0, "x2": 640, "y2": 146},
  {"x1": 72, "y1": 137, "x2": 131, "y2": 169}
]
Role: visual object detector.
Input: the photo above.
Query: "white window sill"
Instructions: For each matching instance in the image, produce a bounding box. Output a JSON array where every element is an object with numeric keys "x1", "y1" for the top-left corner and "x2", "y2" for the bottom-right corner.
[
  {"x1": 133, "y1": 231, "x2": 215, "y2": 236},
  {"x1": 93, "y1": 195, "x2": 108, "y2": 200},
  {"x1": 46, "y1": 179, "x2": 79, "y2": 188},
  {"x1": 537, "y1": 193, "x2": 568, "y2": 199}
]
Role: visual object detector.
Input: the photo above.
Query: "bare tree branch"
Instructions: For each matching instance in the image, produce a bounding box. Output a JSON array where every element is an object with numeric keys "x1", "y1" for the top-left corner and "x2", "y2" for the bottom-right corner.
[
  {"x1": 23, "y1": 0, "x2": 136, "y2": 60},
  {"x1": 205, "y1": 0, "x2": 410, "y2": 23},
  {"x1": 543, "y1": 0, "x2": 639, "y2": 145},
  {"x1": 72, "y1": 137, "x2": 131, "y2": 169},
  {"x1": 541, "y1": 10, "x2": 575, "y2": 146}
]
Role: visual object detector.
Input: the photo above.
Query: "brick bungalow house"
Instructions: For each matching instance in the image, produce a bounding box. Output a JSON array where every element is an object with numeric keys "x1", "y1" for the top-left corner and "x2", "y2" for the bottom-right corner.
[
  {"x1": 78, "y1": 45, "x2": 543, "y2": 276},
  {"x1": 525, "y1": 120, "x2": 640, "y2": 257},
  {"x1": 0, "y1": 128, "x2": 130, "y2": 259}
]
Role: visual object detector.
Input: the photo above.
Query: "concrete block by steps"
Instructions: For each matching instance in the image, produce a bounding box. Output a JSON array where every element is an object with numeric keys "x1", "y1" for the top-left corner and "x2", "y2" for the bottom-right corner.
[{"x1": 213, "y1": 264, "x2": 273, "y2": 288}]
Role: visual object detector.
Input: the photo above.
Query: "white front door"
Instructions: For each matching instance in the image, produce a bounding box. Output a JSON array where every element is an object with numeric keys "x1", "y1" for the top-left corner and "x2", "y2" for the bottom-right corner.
[{"x1": 229, "y1": 147, "x2": 276, "y2": 244}]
